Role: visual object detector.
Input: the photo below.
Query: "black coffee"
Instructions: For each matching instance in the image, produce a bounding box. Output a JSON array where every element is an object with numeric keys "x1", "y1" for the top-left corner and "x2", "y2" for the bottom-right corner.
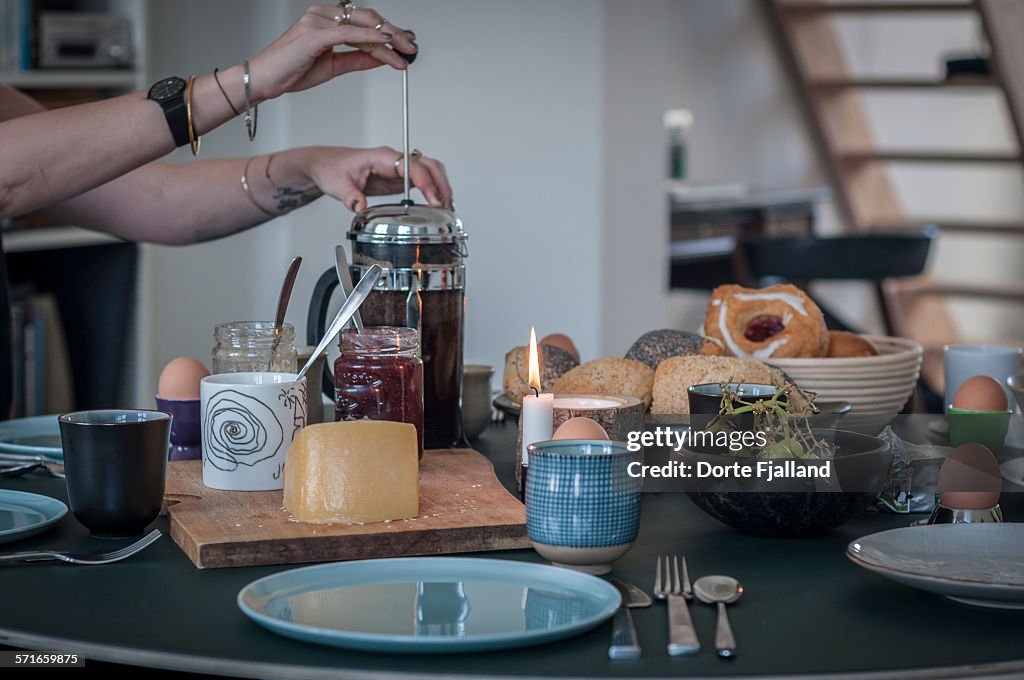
[{"x1": 360, "y1": 289, "x2": 464, "y2": 448}]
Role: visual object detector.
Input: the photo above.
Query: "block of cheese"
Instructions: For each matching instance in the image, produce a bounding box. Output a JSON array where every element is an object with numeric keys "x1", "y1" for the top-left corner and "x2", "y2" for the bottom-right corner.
[{"x1": 283, "y1": 420, "x2": 419, "y2": 524}]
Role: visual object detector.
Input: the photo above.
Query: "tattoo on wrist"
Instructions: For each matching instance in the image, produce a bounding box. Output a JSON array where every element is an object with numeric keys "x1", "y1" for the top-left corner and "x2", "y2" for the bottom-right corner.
[{"x1": 272, "y1": 186, "x2": 322, "y2": 212}]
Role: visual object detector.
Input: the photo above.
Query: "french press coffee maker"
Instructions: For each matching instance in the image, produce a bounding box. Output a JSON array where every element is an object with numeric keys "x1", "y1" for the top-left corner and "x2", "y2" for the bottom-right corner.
[{"x1": 307, "y1": 59, "x2": 468, "y2": 449}]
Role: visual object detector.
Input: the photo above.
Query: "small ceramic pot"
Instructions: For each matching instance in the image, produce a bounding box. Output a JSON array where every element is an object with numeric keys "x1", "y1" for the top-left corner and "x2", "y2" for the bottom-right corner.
[
  {"x1": 461, "y1": 364, "x2": 494, "y2": 440},
  {"x1": 525, "y1": 439, "x2": 641, "y2": 575}
]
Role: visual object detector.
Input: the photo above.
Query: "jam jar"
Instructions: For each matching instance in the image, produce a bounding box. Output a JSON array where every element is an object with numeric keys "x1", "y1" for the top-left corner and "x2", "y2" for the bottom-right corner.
[{"x1": 334, "y1": 326, "x2": 424, "y2": 457}]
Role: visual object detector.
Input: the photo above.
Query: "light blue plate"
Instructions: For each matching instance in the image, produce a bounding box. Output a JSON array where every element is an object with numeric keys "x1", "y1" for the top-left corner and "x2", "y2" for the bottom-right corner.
[
  {"x1": 238, "y1": 557, "x2": 621, "y2": 654},
  {"x1": 0, "y1": 415, "x2": 63, "y2": 461},
  {"x1": 0, "y1": 489, "x2": 68, "y2": 544}
]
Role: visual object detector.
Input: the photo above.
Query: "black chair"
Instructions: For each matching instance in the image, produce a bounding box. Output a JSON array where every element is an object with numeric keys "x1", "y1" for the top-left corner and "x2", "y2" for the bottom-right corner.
[{"x1": 733, "y1": 228, "x2": 942, "y2": 411}]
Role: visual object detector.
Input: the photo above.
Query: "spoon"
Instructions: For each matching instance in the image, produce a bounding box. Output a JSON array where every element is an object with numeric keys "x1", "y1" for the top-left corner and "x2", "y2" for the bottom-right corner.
[
  {"x1": 297, "y1": 263, "x2": 383, "y2": 382},
  {"x1": 334, "y1": 245, "x2": 364, "y2": 331},
  {"x1": 693, "y1": 575, "x2": 743, "y2": 658},
  {"x1": 270, "y1": 256, "x2": 302, "y2": 363}
]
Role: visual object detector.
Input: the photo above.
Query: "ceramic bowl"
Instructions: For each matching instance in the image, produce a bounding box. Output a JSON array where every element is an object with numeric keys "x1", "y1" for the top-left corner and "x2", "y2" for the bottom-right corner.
[
  {"x1": 687, "y1": 382, "x2": 852, "y2": 431},
  {"x1": 766, "y1": 336, "x2": 923, "y2": 434},
  {"x1": 676, "y1": 429, "x2": 892, "y2": 537},
  {"x1": 947, "y1": 406, "x2": 1011, "y2": 451},
  {"x1": 525, "y1": 440, "x2": 641, "y2": 574}
]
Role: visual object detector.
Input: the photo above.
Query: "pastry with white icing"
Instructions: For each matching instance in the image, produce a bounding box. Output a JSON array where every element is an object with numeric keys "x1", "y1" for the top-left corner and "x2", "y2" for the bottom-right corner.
[{"x1": 701, "y1": 284, "x2": 829, "y2": 359}]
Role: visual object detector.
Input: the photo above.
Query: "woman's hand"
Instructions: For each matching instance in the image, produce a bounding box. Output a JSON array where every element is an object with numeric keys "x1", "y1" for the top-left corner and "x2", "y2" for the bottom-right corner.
[
  {"x1": 280, "y1": 146, "x2": 453, "y2": 213},
  {"x1": 249, "y1": 4, "x2": 418, "y2": 102}
]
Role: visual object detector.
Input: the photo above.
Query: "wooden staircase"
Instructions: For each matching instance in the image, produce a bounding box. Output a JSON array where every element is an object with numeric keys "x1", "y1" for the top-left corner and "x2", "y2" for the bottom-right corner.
[{"x1": 766, "y1": 0, "x2": 1024, "y2": 392}]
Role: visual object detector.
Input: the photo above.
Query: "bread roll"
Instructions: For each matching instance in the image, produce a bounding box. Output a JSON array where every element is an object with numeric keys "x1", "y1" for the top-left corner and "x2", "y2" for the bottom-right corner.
[
  {"x1": 826, "y1": 331, "x2": 878, "y2": 358},
  {"x1": 651, "y1": 355, "x2": 788, "y2": 415},
  {"x1": 503, "y1": 344, "x2": 579, "y2": 404},
  {"x1": 551, "y1": 357, "x2": 654, "y2": 409}
]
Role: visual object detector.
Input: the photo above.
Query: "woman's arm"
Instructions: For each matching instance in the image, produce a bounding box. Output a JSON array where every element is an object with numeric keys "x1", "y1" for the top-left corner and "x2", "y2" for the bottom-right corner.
[
  {"x1": 0, "y1": 4, "x2": 416, "y2": 219},
  {"x1": 42, "y1": 146, "x2": 453, "y2": 245}
]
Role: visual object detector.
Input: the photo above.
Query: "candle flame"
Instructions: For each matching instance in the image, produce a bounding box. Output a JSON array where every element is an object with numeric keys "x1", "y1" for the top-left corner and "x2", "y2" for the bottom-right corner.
[{"x1": 528, "y1": 327, "x2": 541, "y2": 391}]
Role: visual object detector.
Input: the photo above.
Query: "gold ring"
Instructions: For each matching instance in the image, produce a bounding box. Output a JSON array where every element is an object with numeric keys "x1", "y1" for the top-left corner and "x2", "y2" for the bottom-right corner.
[
  {"x1": 394, "y1": 149, "x2": 423, "y2": 176},
  {"x1": 338, "y1": 3, "x2": 354, "y2": 24}
]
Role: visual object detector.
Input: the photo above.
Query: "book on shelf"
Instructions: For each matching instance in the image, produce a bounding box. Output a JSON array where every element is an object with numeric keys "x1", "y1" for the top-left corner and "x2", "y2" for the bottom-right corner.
[{"x1": 9, "y1": 291, "x2": 74, "y2": 417}]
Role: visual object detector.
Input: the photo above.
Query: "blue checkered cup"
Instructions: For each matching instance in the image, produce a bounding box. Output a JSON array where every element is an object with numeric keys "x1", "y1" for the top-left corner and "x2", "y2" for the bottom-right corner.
[{"x1": 525, "y1": 440, "x2": 642, "y2": 575}]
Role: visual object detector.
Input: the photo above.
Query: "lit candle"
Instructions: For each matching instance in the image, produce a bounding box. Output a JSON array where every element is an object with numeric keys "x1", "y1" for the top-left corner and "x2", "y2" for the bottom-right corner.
[{"x1": 521, "y1": 327, "x2": 554, "y2": 470}]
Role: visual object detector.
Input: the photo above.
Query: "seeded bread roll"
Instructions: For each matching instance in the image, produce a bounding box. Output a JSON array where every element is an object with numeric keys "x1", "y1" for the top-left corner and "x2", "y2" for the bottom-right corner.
[
  {"x1": 651, "y1": 355, "x2": 788, "y2": 415},
  {"x1": 625, "y1": 330, "x2": 706, "y2": 369},
  {"x1": 503, "y1": 344, "x2": 579, "y2": 404},
  {"x1": 552, "y1": 357, "x2": 655, "y2": 409}
]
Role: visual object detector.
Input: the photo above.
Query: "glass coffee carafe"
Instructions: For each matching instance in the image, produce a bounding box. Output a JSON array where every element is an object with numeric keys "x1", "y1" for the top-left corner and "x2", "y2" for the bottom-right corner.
[
  {"x1": 308, "y1": 204, "x2": 467, "y2": 450},
  {"x1": 349, "y1": 205, "x2": 467, "y2": 449}
]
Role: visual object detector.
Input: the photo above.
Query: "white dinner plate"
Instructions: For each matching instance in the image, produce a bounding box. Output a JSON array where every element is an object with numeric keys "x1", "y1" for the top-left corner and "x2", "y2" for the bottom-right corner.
[
  {"x1": 238, "y1": 557, "x2": 620, "y2": 653},
  {"x1": 1000, "y1": 458, "x2": 1024, "y2": 489},
  {"x1": 847, "y1": 524, "x2": 1024, "y2": 609}
]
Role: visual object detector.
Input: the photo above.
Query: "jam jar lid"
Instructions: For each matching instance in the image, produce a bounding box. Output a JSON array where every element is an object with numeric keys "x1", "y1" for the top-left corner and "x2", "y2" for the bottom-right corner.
[{"x1": 348, "y1": 204, "x2": 467, "y2": 246}]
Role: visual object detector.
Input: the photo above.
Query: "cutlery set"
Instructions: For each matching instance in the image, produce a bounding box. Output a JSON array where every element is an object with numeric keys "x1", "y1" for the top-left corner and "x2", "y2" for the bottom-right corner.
[
  {"x1": 0, "y1": 453, "x2": 64, "y2": 479},
  {"x1": 609, "y1": 556, "x2": 742, "y2": 660}
]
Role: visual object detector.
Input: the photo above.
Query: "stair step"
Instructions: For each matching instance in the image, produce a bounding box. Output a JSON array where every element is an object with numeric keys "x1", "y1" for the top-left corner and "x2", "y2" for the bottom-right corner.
[
  {"x1": 873, "y1": 220, "x2": 1024, "y2": 236},
  {"x1": 809, "y1": 76, "x2": 997, "y2": 89},
  {"x1": 779, "y1": 2, "x2": 975, "y2": 14},
  {"x1": 841, "y1": 150, "x2": 1022, "y2": 163}
]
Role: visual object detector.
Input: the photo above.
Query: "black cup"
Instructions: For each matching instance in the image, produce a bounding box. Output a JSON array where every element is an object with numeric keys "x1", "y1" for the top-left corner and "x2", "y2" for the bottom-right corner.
[
  {"x1": 58, "y1": 410, "x2": 170, "y2": 539},
  {"x1": 687, "y1": 383, "x2": 852, "y2": 431}
]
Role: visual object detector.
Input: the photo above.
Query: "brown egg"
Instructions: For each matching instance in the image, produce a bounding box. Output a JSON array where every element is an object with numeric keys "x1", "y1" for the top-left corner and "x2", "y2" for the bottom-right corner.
[
  {"x1": 553, "y1": 417, "x2": 609, "y2": 441},
  {"x1": 953, "y1": 375, "x2": 1009, "y2": 412},
  {"x1": 541, "y1": 333, "x2": 580, "y2": 363},
  {"x1": 938, "y1": 442, "x2": 1001, "y2": 509},
  {"x1": 158, "y1": 357, "x2": 210, "y2": 400}
]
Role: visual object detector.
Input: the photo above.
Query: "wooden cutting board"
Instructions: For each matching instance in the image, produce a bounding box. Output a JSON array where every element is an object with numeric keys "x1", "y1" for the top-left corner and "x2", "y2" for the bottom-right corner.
[{"x1": 164, "y1": 449, "x2": 529, "y2": 569}]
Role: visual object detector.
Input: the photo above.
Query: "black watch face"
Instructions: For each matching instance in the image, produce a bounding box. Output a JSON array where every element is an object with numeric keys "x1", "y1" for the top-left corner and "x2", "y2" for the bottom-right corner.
[{"x1": 149, "y1": 77, "x2": 186, "y2": 102}]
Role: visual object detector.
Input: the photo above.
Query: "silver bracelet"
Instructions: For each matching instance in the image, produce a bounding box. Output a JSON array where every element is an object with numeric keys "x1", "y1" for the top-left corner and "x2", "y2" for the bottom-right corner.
[{"x1": 242, "y1": 60, "x2": 258, "y2": 141}]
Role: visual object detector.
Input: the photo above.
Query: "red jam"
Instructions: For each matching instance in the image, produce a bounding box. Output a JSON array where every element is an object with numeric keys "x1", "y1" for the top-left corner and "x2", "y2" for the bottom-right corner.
[
  {"x1": 744, "y1": 315, "x2": 785, "y2": 342},
  {"x1": 334, "y1": 327, "x2": 424, "y2": 458}
]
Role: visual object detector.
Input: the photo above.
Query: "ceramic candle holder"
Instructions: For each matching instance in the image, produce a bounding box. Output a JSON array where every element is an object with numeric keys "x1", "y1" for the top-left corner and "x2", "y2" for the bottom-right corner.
[
  {"x1": 155, "y1": 396, "x2": 201, "y2": 461},
  {"x1": 516, "y1": 394, "x2": 643, "y2": 488},
  {"x1": 525, "y1": 439, "x2": 642, "y2": 575}
]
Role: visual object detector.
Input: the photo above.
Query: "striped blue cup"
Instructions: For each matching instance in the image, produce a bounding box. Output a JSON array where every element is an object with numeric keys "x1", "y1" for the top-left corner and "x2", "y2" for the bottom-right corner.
[{"x1": 525, "y1": 440, "x2": 642, "y2": 575}]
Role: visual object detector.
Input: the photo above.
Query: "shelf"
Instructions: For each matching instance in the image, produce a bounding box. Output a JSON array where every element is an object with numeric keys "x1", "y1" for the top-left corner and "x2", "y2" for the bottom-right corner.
[
  {"x1": 779, "y1": 2, "x2": 975, "y2": 14},
  {"x1": 840, "y1": 150, "x2": 1023, "y2": 163},
  {"x1": 809, "y1": 76, "x2": 998, "y2": 89},
  {"x1": 0, "y1": 69, "x2": 140, "y2": 89},
  {"x1": 2, "y1": 226, "x2": 122, "y2": 253}
]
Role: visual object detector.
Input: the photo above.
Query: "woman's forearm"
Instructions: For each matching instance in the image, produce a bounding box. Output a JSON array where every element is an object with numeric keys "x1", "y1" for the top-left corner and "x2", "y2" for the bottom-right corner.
[
  {"x1": 42, "y1": 147, "x2": 322, "y2": 245},
  {"x1": 0, "y1": 65, "x2": 254, "y2": 219}
]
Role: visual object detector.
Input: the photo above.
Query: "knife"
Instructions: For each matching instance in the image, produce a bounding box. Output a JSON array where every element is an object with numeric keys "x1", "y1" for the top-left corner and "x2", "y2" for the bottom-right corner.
[
  {"x1": 335, "y1": 245, "x2": 364, "y2": 331},
  {"x1": 609, "y1": 579, "x2": 653, "y2": 660}
]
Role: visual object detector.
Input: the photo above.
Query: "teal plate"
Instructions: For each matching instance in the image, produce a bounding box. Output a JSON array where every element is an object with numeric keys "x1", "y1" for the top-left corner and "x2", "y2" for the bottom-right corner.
[
  {"x1": 238, "y1": 557, "x2": 621, "y2": 654},
  {"x1": 0, "y1": 490, "x2": 68, "y2": 544},
  {"x1": 0, "y1": 415, "x2": 63, "y2": 461}
]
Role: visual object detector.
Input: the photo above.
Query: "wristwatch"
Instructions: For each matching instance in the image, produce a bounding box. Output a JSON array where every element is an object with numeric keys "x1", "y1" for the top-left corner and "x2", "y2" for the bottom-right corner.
[{"x1": 148, "y1": 76, "x2": 189, "y2": 148}]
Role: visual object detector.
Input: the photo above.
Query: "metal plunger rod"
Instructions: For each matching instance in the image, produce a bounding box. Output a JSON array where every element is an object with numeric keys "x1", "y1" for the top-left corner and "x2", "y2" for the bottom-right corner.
[{"x1": 402, "y1": 69, "x2": 411, "y2": 205}]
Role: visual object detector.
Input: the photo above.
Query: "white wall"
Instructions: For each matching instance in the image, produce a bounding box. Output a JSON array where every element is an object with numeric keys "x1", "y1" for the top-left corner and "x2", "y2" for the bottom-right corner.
[{"x1": 134, "y1": 0, "x2": 1022, "y2": 404}]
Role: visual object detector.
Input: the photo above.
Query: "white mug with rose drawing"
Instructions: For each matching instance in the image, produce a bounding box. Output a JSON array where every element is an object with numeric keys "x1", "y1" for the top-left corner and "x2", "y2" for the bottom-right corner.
[{"x1": 200, "y1": 372, "x2": 307, "y2": 491}]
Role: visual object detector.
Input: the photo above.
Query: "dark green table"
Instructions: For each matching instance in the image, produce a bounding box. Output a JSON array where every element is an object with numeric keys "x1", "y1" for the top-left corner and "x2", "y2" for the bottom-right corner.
[{"x1": 1, "y1": 421, "x2": 1022, "y2": 679}]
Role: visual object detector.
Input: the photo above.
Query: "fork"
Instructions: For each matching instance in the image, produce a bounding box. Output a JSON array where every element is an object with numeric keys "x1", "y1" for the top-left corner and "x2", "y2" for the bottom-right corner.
[
  {"x1": 654, "y1": 555, "x2": 700, "y2": 656},
  {"x1": 0, "y1": 529, "x2": 162, "y2": 565}
]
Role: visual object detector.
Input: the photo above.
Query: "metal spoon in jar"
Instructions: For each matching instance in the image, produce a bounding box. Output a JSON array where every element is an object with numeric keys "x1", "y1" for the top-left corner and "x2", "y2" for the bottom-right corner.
[
  {"x1": 693, "y1": 575, "x2": 743, "y2": 658},
  {"x1": 297, "y1": 264, "x2": 383, "y2": 382},
  {"x1": 270, "y1": 256, "x2": 302, "y2": 364}
]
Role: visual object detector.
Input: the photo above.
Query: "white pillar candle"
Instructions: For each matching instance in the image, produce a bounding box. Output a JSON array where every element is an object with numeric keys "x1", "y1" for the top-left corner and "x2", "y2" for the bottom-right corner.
[{"x1": 521, "y1": 327, "x2": 553, "y2": 466}]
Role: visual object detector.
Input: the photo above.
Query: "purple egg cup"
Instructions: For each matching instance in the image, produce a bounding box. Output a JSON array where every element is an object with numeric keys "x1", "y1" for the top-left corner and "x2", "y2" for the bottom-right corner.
[{"x1": 155, "y1": 396, "x2": 201, "y2": 461}]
